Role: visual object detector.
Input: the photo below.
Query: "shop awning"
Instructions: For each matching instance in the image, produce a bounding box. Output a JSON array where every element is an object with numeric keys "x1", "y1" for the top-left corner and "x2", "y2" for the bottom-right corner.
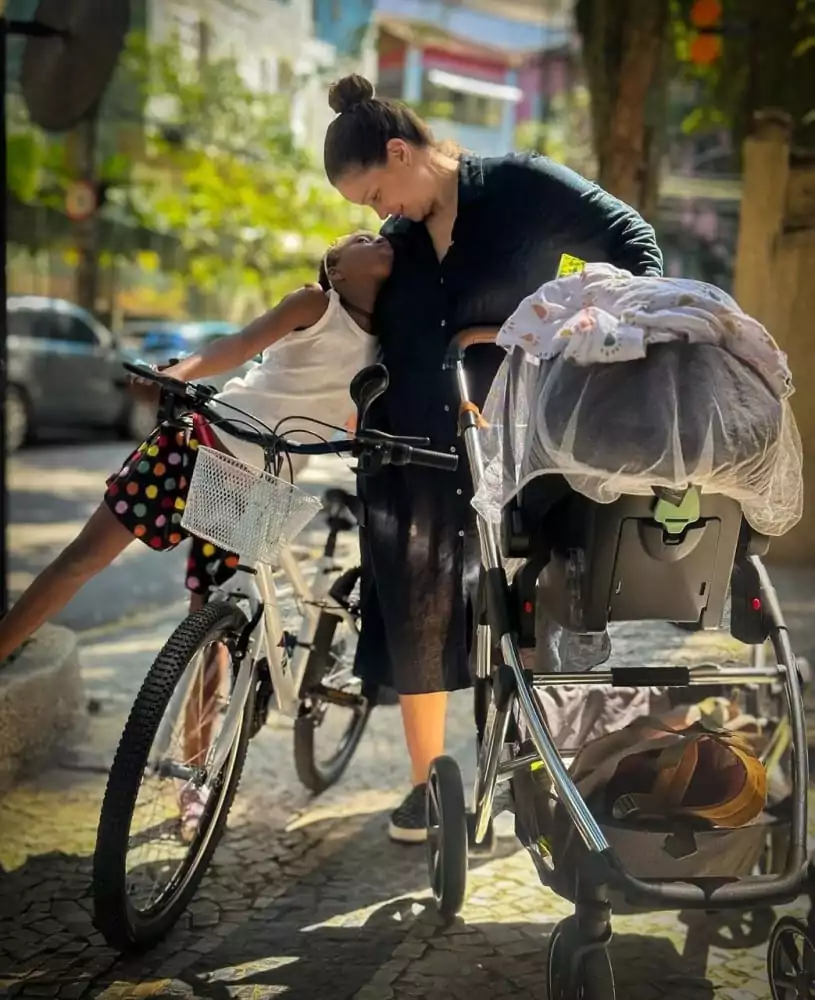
[{"x1": 426, "y1": 68, "x2": 523, "y2": 103}]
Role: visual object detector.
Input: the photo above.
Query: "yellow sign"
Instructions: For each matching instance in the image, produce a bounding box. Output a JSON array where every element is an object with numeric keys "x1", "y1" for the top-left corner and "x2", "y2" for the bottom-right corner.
[{"x1": 556, "y1": 253, "x2": 587, "y2": 278}]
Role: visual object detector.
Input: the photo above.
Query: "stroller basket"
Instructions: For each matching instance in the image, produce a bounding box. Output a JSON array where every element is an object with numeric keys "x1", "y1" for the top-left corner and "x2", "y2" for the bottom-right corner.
[{"x1": 513, "y1": 755, "x2": 781, "y2": 900}]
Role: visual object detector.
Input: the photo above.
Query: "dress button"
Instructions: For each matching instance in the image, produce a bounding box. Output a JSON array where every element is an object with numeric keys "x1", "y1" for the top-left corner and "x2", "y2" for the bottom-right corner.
[
  {"x1": 449, "y1": 446, "x2": 456, "y2": 453},
  {"x1": 456, "y1": 489, "x2": 463, "y2": 495},
  {"x1": 440, "y1": 319, "x2": 447, "y2": 327},
  {"x1": 458, "y1": 530, "x2": 465, "y2": 538},
  {"x1": 444, "y1": 405, "x2": 450, "y2": 412}
]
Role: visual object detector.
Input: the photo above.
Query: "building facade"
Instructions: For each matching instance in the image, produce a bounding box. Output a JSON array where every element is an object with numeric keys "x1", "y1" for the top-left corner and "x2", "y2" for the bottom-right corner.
[{"x1": 148, "y1": 0, "x2": 377, "y2": 158}]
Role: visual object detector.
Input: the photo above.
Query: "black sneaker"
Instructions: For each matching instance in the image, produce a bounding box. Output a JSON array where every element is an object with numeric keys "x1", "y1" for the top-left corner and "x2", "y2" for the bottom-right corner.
[{"x1": 388, "y1": 784, "x2": 428, "y2": 844}]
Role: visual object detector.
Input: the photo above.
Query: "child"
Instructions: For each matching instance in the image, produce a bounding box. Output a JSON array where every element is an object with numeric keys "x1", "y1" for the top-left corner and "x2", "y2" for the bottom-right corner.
[{"x1": 0, "y1": 230, "x2": 393, "y2": 836}]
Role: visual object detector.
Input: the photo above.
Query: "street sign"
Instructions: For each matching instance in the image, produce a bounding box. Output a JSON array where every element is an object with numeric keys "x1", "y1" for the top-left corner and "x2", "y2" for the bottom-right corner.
[{"x1": 65, "y1": 179, "x2": 98, "y2": 220}]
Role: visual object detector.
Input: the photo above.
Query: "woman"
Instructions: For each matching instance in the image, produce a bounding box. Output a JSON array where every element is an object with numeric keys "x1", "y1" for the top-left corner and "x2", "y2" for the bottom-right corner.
[{"x1": 322, "y1": 74, "x2": 663, "y2": 843}]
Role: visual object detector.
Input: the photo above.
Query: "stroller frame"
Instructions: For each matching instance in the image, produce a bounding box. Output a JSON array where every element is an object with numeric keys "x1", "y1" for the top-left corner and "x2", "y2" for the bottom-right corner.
[{"x1": 425, "y1": 335, "x2": 814, "y2": 999}]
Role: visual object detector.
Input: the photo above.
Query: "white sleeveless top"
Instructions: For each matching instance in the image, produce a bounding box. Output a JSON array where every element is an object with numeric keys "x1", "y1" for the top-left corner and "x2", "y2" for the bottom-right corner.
[{"x1": 213, "y1": 289, "x2": 376, "y2": 471}]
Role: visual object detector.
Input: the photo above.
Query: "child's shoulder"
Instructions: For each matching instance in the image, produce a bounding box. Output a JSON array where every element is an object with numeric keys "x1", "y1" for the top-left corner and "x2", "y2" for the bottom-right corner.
[{"x1": 281, "y1": 284, "x2": 331, "y2": 329}]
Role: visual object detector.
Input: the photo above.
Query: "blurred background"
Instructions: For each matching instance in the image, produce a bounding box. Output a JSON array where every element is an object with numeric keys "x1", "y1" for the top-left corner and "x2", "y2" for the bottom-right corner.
[
  {"x1": 5, "y1": 0, "x2": 813, "y2": 315},
  {"x1": 2, "y1": 0, "x2": 813, "y2": 592}
]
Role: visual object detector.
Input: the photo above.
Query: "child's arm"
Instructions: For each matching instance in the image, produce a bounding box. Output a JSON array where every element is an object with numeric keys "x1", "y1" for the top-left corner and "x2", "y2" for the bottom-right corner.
[{"x1": 160, "y1": 287, "x2": 329, "y2": 384}]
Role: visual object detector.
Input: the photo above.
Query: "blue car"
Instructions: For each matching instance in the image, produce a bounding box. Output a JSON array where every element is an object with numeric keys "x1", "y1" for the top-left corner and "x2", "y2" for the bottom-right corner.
[{"x1": 119, "y1": 320, "x2": 255, "y2": 440}]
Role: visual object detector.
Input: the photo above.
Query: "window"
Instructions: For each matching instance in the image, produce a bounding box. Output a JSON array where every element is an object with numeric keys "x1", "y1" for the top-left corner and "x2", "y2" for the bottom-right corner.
[
  {"x1": 278, "y1": 58, "x2": 294, "y2": 93},
  {"x1": 420, "y1": 79, "x2": 503, "y2": 129},
  {"x1": 259, "y1": 57, "x2": 271, "y2": 91},
  {"x1": 7, "y1": 310, "x2": 36, "y2": 339},
  {"x1": 47, "y1": 312, "x2": 98, "y2": 345},
  {"x1": 376, "y1": 66, "x2": 404, "y2": 101}
]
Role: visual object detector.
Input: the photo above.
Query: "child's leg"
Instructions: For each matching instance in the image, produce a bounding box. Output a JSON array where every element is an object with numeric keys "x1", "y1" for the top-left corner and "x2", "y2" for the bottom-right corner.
[
  {"x1": 181, "y1": 542, "x2": 239, "y2": 769},
  {"x1": 0, "y1": 503, "x2": 134, "y2": 662},
  {"x1": 182, "y1": 589, "x2": 228, "y2": 768}
]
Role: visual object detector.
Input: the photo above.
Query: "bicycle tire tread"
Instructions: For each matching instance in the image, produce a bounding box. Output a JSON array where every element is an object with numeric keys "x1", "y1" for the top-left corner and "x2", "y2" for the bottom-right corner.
[{"x1": 93, "y1": 601, "x2": 249, "y2": 952}]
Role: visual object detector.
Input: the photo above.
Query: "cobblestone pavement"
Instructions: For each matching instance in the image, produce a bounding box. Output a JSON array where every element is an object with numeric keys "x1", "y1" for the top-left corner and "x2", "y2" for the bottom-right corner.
[{"x1": 1, "y1": 559, "x2": 814, "y2": 999}]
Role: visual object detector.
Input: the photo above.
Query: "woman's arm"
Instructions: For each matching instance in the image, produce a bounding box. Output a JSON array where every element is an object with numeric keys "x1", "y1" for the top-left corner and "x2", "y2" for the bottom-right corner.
[
  {"x1": 162, "y1": 287, "x2": 329, "y2": 383},
  {"x1": 511, "y1": 155, "x2": 664, "y2": 277}
]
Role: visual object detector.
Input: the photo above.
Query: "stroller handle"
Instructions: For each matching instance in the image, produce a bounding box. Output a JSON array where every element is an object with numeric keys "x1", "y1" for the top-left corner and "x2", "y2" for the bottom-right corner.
[{"x1": 444, "y1": 326, "x2": 500, "y2": 368}]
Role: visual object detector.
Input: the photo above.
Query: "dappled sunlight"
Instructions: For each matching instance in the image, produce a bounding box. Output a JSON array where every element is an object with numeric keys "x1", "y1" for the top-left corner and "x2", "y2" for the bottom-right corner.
[
  {"x1": 9, "y1": 520, "x2": 89, "y2": 550},
  {"x1": 8, "y1": 465, "x2": 109, "y2": 497},
  {"x1": 79, "y1": 633, "x2": 178, "y2": 658},
  {"x1": 0, "y1": 771, "x2": 106, "y2": 871},
  {"x1": 285, "y1": 787, "x2": 403, "y2": 832}
]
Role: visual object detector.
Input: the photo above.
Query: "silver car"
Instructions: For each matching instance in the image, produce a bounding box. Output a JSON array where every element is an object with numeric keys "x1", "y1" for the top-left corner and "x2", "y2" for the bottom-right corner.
[{"x1": 5, "y1": 296, "x2": 140, "y2": 451}]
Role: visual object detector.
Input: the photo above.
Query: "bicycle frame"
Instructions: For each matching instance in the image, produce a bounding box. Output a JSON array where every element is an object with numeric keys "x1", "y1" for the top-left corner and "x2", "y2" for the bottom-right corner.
[{"x1": 153, "y1": 531, "x2": 357, "y2": 786}]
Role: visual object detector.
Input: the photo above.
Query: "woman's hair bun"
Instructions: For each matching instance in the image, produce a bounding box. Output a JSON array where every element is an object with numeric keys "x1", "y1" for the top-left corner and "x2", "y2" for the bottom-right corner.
[{"x1": 328, "y1": 74, "x2": 375, "y2": 115}]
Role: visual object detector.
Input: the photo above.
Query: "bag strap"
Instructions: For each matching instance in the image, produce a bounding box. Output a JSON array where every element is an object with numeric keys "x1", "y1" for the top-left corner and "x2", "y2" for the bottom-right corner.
[
  {"x1": 670, "y1": 739, "x2": 767, "y2": 827},
  {"x1": 612, "y1": 739, "x2": 699, "y2": 820},
  {"x1": 612, "y1": 726, "x2": 766, "y2": 826}
]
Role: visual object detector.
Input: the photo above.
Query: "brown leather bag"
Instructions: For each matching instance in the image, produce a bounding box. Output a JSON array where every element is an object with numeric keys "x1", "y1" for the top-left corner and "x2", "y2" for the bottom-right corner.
[{"x1": 570, "y1": 716, "x2": 768, "y2": 830}]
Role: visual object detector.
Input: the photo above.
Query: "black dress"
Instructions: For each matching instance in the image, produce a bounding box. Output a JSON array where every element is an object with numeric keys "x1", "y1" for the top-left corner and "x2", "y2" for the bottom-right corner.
[{"x1": 355, "y1": 153, "x2": 663, "y2": 696}]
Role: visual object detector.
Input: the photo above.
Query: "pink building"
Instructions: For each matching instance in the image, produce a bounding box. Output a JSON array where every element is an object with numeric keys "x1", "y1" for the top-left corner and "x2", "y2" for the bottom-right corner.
[{"x1": 376, "y1": 14, "x2": 577, "y2": 157}]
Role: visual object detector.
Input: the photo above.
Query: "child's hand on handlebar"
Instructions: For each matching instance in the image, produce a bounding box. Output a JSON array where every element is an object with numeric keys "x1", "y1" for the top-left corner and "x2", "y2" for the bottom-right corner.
[{"x1": 126, "y1": 361, "x2": 180, "y2": 403}]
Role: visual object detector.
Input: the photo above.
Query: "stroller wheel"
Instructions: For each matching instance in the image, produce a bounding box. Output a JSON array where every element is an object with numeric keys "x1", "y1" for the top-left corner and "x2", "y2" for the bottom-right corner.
[
  {"x1": 426, "y1": 756, "x2": 468, "y2": 923},
  {"x1": 548, "y1": 917, "x2": 615, "y2": 1000},
  {"x1": 767, "y1": 915, "x2": 815, "y2": 1000}
]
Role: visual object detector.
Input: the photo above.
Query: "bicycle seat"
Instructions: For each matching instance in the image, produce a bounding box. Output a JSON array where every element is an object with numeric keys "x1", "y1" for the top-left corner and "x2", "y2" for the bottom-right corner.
[{"x1": 324, "y1": 488, "x2": 364, "y2": 529}]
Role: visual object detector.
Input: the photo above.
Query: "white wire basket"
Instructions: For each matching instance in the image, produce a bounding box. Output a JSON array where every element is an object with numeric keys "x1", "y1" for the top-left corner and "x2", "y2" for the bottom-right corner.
[{"x1": 181, "y1": 446, "x2": 323, "y2": 564}]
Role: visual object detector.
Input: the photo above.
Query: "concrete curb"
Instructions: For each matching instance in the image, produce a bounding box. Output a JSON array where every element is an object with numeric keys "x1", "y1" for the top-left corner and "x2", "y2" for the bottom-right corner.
[{"x1": 0, "y1": 624, "x2": 85, "y2": 796}]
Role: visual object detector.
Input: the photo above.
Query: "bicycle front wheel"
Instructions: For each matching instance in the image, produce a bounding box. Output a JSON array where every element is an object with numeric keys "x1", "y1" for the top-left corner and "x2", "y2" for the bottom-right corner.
[{"x1": 92, "y1": 600, "x2": 253, "y2": 952}]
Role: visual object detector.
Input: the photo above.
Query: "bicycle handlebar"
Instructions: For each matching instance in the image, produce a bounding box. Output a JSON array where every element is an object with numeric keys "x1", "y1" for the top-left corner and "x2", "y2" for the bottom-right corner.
[{"x1": 122, "y1": 362, "x2": 459, "y2": 473}]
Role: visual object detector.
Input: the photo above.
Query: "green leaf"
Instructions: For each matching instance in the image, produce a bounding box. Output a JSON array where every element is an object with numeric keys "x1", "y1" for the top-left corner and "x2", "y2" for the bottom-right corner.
[{"x1": 7, "y1": 130, "x2": 44, "y2": 201}]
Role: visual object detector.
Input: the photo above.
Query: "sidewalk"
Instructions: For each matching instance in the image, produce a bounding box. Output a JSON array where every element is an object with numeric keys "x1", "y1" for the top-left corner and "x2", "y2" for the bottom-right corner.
[{"x1": 0, "y1": 567, "x2": 813, "y2": 999}]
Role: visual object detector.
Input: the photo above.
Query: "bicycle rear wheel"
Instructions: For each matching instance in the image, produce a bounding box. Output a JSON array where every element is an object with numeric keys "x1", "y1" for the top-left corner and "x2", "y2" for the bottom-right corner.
[
  {"x1": 294, "y1": 565, "x2": 372, "y2": 794},
  {"x1": 92, "y1": 600, "x2": 252, "y2": 952}
]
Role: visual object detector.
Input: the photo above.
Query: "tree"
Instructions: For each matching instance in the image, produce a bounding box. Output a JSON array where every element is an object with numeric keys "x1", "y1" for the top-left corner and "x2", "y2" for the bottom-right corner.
[
  {"x1": 515, "y1": 85, "x2": 595, "y2": 179},
  {"x1": 6, "y1": 30, "x2": 374, "y2": 314},
  {"x1": 123, "y1": 33, "x2": 373, "y2": 309},
  {"x1": 574, "y1": 0, "x2": 673, "y2": 218},
  {"x1": 672, "y1": 0, "x2": 815, "y2": 156},
  {"x1": 573, "y1": 0, "x2": 814, "y2": 219}
]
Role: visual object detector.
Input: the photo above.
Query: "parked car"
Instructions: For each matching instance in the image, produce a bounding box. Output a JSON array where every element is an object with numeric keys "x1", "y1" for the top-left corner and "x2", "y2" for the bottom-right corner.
[
  {"x1": 5, "y1": 296, "x2": 143, "y2": 452},
  {"x1": 118, "y1": 319, "x2": 256, "y2": 440}
]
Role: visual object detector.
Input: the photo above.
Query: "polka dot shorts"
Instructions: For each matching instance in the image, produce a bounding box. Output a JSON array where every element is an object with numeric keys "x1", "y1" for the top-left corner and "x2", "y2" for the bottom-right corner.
[{"x1": 104, "y1": 420, "x2": 240, "y2": 596}]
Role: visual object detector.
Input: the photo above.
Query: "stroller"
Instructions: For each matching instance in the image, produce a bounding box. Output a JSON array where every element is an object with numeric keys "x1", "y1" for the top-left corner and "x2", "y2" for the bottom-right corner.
[{"x1": 423, "y1": 329, "x2": 813, "y2": 1000}]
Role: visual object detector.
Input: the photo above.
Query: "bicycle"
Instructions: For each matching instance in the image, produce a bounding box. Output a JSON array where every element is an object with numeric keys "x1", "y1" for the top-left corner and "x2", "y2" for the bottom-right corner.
[{"x1": 92, "y1": 361, "x2": 457, "y2": 952}]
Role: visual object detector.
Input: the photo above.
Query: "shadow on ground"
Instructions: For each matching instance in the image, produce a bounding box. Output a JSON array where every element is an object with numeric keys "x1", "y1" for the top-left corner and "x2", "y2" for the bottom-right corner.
[{"x1": 0, "y1": 803, "x2": 785, "y2": 1000}]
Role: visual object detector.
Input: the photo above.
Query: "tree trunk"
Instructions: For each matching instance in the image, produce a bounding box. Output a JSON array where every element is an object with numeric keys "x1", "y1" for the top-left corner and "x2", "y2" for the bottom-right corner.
[
  {"x1": 575, "y1": 0, "x2": 671, "y2": 217},
  {"x1": 71, "y1": 108, "x2": 100, "y2": 313}
]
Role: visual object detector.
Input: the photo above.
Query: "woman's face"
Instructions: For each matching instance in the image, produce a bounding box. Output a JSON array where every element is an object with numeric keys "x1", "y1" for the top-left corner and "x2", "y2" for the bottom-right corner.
[{"x1": 334, "y1": 140, "x2": 438, "y2": 223}]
